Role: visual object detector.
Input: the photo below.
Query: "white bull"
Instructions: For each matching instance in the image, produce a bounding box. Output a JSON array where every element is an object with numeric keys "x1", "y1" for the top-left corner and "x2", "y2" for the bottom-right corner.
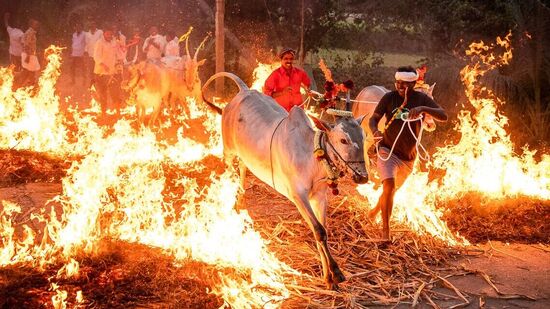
[
  {"x1": 351, "y1": 84, "x2": 436, "y2": 163},
  {"x1": 202, "y1": 72, "x2": 369, "y2": 289}
]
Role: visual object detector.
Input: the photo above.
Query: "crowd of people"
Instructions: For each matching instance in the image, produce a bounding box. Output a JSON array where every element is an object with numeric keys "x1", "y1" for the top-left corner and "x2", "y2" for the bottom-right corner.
[{"x1": 4, "y1": 13, "x2": 183, "y2": 117}]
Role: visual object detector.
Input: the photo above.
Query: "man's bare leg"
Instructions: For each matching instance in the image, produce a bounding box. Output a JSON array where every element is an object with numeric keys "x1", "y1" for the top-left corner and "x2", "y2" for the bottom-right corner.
[{"x1": 380, "y1": 178, "x2": 396, "y2": 241}]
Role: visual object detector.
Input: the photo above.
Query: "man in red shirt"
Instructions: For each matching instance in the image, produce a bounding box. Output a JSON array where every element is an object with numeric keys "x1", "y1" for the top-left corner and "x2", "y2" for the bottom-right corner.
[{"x1": 263, "y1": 48, "x2": 311, "y2": 111}]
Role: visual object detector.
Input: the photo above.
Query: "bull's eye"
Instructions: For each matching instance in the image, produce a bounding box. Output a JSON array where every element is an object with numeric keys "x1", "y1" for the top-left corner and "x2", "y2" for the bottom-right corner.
[{"x1": 340, "y1": 138, "x2": 348, "y2": 145}]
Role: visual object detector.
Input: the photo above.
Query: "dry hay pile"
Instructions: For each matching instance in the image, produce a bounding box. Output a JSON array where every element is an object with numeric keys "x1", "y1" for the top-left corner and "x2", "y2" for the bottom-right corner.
[
  {"x1": 244, "y1": 180, "x2": 464, "y2": 307},
  {"x1": 245, "y1": 179, "x2": 539, "y2": 307},
  {"x1": 442, "y1": 193, "x2": 550, "y2": 244}
]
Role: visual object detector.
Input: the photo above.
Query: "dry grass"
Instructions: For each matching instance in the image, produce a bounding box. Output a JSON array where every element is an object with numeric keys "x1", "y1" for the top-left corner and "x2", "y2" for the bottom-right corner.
[{"x1": 0, "y1": 151, "x2": 547, "y2": 307}]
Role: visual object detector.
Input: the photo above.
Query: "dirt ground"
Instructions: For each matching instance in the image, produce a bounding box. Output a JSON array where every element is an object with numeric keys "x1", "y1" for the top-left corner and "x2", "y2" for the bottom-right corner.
[{"x1": 1, "y1": 181, "x2": 548, "y2": 308}]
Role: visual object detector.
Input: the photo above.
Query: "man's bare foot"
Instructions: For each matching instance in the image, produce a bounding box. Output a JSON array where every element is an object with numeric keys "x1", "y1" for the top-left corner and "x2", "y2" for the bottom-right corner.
[{"x1": 377, "y1": 238, "x2": 392, "y2": 249}]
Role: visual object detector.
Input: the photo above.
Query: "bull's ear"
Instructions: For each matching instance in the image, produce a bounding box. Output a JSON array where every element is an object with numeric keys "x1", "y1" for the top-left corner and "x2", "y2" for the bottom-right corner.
[
  {"x1": 355, "y1": 114, "x2": 367, "y2": 126},
  {"x1": 308, "y1": 114, "x2": 332, "y2": 132},
  {"x1": 428, "y1": 83, "x2": 436, "y2": 97},
  {"x1": 197, "y1": 59, "x2": 206, "y2": 66}
]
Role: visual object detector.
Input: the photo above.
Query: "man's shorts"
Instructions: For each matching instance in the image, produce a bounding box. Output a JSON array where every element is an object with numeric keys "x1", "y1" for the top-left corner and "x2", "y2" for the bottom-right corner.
[{"x1": 377, "y1": 147, "x2": 414, "y2": 188}]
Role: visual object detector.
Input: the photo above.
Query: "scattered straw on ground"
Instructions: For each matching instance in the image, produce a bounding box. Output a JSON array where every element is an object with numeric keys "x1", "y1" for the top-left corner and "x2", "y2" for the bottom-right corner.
[
  {"x1": 442, "y1": 193, "x2": 550, "y2": 244},
  {"x1": 1, "y1": 150, "x2": 547, "y2": 307}
]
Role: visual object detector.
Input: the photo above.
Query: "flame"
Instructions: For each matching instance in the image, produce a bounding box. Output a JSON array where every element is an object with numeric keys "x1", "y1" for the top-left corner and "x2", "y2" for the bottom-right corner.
[
  {"x1": 250, "y1": 61, "x2": 280, "y2": 92},
  {"x1": 2, "y1": 33, "x2": 548, "y2": 306},
  {"x1": 358, "y1": 32, "x2": 549, "y2": 244},
  {"x1": 51, "y1": 283, "x2": 68, "y2": 309},
  {"x1": 318, "y1": 58, "x2": 333, "y2": 82},
  {"x1": 433, "y1": 31, "x2": 549, "y2": 199},
  {"x1": 0, "y1": 46, "x2": 293, "y2": 307},
  {"x1": 0, "y1": 46, "x2": 67, "y2": 154}
]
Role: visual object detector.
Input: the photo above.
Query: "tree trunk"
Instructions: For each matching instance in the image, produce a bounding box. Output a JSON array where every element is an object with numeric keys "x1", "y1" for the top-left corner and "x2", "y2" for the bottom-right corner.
[
  {"x1": 196, "y1": 0, "x2": 255, "y2": 68},
  {"x1": 299, "y1": 0, "x2": 305, "y2": 65},
  {"x1": 215, "y1": 0, "x2": 225, "y2": 95},
  {"x1": 533, "y1": 1, "x2": 543, "y2": 120}
]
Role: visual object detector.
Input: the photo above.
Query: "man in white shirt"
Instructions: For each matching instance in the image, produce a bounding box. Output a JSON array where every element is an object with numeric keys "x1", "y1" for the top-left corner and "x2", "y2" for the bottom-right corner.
[
  {"x1": 111, "y1": 24, "x2": 127, "y2": 116},
  {"x1": 4, "y1": 13, "x2": 23, "y2": 72},
  {"x1": 164, "y1": 31, "x2": 179, "y2": 57},
  {"x1": 93, "y1": 28, "x2": 117, "y2": 116},
  {"x1": 20, "y1": 18, "x2": 40, "y2": 87},
  {"x1": 85, "y1": 21, "x2": 103, "y2": 86},
  {"x1": 143, "y1": 26, "x2": 166, "y2": 62},
  {"x1": 70, "y1": 22, "x2": 86, "y2": 84}
]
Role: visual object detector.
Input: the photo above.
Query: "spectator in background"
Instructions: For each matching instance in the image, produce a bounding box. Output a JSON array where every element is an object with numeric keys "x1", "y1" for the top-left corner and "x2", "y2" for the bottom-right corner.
[
  {"x1": 111, "y1": 24, "x2": 126, "y2": 116},
  {"x1": 93, "y1": 27, "x2": 117, "y2": 117},
  {"x1": 20, "y1": 18, "x2": 40, "y2": 87},
  {"x1": 143, "y1": 26, "x2": 165, "y2": 62},
  {"x1": 164, "y1": 30, "x2": 179, "y2": 58},
  {"x1": 70, "y1": 22, "x2": 86, "y2": 85},
  {"x1": 85, "y1": 21, "x2": 103, "y2": 86},
  {"x1": 4, "y1": 12, "x2": 23, "y2": 72},
  {"x1": 112, "y1": 24, "x2": 127, "y2": 62},
  {"x1": 125, "y1": 28, "x2": 143, "y2": 63}
]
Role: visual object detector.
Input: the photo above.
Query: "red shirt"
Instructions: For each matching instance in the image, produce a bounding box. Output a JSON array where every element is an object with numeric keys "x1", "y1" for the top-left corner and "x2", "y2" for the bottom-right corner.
[{"x1": 263, "y1": 66, "x2": 311, "y2": 111}]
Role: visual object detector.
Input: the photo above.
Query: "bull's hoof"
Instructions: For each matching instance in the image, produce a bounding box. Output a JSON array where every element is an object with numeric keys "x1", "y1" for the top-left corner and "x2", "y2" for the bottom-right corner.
[
  {"x1": 326, "y1": 281, "x2": 340, "y2": 291},
  {"x1": 331, "y1": 267, "x2": 346, "y2": 284},
  {"x1": 377, "y1": 239, "x2": 392, "y2": 249}
]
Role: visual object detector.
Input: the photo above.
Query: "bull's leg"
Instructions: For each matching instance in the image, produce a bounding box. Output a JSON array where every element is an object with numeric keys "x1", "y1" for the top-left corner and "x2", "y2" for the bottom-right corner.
[
  {"x1": 291, "y1": 191, "x2": 343, "y2": 290},
  {"x1": 310, "y1": 190, "x2": 346, "y2": 289},
  {"x1": 309, "y1": 195, "x2": 333, "y2": 286},
  {"x1": 148, "y1": 101, "x2": 162, "y2": 128},
  {"x1": 137, "y1": 105, "x2": 145, "y2": 128}
]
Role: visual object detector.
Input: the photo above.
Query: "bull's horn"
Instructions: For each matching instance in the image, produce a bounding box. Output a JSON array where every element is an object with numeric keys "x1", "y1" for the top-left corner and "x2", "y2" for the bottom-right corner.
[
  {"x1": 181, "y1": 26, "x2": 193, "y2": 59},
  {"x1": 355, "y1": 114, "x2": 367, "y2": 125},
  {"x1": 194, "y1": 33, "x2": 211, "y2": 60}
]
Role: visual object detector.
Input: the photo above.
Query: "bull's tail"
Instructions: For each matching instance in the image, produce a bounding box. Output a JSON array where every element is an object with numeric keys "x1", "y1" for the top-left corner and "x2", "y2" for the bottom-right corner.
[{"x1": 201, "y1": 72, "x2": 250, "y2": 114}]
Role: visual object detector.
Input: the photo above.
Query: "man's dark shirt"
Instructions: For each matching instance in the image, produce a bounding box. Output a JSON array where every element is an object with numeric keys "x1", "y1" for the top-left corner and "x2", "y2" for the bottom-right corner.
[{"x1": 374, "y1": 90, "x2": 441, "y2": 161}]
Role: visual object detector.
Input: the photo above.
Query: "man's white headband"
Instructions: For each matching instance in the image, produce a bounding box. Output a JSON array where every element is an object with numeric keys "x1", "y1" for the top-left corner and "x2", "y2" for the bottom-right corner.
[{"x1": 395, "y1": 71, "x2": 418, "y2": 82}]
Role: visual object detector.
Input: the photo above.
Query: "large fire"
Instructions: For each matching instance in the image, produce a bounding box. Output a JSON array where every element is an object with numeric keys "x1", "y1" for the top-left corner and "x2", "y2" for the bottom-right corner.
[
  {"x1": 0, "y1": 48, "x2": 294, "y2": 307},
  {"x1": 357, "y1": 32, "x2": 549, "y2": 245},
  {"x1": 1, "y1": 32, "x2": 548, "y2": 307}
]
